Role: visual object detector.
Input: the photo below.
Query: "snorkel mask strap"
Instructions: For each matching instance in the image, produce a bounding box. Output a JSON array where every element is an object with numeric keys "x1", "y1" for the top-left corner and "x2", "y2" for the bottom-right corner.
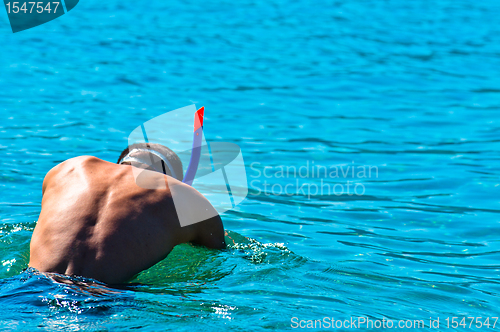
[
  {"x1": 182, "y1": 106, "x2": 204, "y2": 186},
  {"x1": 119, "y1": 148, "x2": 179, "y2": 180}
]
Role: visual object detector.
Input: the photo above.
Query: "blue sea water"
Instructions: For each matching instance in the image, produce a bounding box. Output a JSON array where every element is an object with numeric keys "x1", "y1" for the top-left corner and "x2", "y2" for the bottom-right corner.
[{"x1": 1, "y1": 0, "x2": 500, "y2": 330}]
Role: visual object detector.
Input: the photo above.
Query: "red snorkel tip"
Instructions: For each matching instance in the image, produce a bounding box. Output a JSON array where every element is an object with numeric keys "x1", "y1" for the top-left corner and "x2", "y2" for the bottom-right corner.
[
  {"x1": 194, "y1": 106, "x2": 204, "y2": 132},
  {"x1": 183, "y1": 106, "x2": 205, "y2": 185}
]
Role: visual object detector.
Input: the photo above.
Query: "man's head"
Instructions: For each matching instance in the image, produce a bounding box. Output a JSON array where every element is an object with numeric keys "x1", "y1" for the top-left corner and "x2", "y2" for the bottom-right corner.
[{"x1": 117, "y1": 143, "x2": 183, "y2": 181}]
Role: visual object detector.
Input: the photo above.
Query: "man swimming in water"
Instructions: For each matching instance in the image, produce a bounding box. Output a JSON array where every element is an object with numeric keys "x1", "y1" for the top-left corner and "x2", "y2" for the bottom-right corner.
[{"x1": 28, "y1": 143, "x2": 225, "y2": 284}]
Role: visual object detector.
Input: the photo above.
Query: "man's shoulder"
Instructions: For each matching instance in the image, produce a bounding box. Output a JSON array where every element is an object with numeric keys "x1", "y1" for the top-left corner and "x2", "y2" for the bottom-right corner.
[
  {"x1": 63, "y1": 155, "x2": 104, "y2": 166},
  {"x1": 42, "y1": 156, "x2": 108, "y2": 193},
  {"x1": 48, "y1": 155, "x2": 103, "y2": 172},
  {"x1": 44, "y1": 155, "x2": 104, "y2": 178}
]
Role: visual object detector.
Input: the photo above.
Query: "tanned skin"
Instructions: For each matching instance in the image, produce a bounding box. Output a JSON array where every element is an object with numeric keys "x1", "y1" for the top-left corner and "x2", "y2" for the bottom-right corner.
[{"x1": 29, "y1": 156, "x2": 225, "y2": 284}]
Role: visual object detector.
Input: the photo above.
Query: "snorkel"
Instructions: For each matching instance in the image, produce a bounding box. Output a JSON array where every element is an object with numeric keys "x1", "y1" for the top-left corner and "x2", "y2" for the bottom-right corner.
[
  {"x1": 119, "y1": 106, "x2": 204, "y2": 186},
  {"x1": 182, "y1": 106, "x2": 204, "y2": 186}
]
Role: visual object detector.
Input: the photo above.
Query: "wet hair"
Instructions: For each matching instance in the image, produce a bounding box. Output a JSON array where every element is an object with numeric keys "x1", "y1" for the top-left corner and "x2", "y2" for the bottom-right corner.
[{"x1": 117, "y1": 143, "x2": 183, "y2": 181}]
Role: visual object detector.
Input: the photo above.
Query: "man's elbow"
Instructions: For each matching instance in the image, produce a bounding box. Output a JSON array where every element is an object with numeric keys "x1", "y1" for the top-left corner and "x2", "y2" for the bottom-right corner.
[{"x1": 195, "y1": 215, "x2": 226, "y2": 249}]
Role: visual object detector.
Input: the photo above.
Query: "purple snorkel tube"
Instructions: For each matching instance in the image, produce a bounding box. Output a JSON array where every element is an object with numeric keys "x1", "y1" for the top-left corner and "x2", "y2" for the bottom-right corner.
[{"x1": 182, "y1": 106, "x2": 204, "y2": 186}]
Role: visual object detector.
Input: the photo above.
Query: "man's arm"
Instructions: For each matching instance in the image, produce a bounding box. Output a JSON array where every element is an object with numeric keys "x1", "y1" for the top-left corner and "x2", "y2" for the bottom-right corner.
[
  {"x1": 167, "y1": 178, "x2": 226, "y2": 249},
  {"x1": 192, "y1": 214, "x2": 226, "y2": 249}
]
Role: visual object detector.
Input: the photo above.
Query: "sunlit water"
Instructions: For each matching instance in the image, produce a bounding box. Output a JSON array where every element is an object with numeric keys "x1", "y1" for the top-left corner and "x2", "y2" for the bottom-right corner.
[{"x1": 1, "y1": 0, "x2": 500, "y2": 330}]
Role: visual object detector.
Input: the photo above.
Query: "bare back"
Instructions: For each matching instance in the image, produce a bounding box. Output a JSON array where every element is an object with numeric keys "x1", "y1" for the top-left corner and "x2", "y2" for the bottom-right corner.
[{"x1": 29, "y1": 156, "x2": 225, "y2": 284}]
